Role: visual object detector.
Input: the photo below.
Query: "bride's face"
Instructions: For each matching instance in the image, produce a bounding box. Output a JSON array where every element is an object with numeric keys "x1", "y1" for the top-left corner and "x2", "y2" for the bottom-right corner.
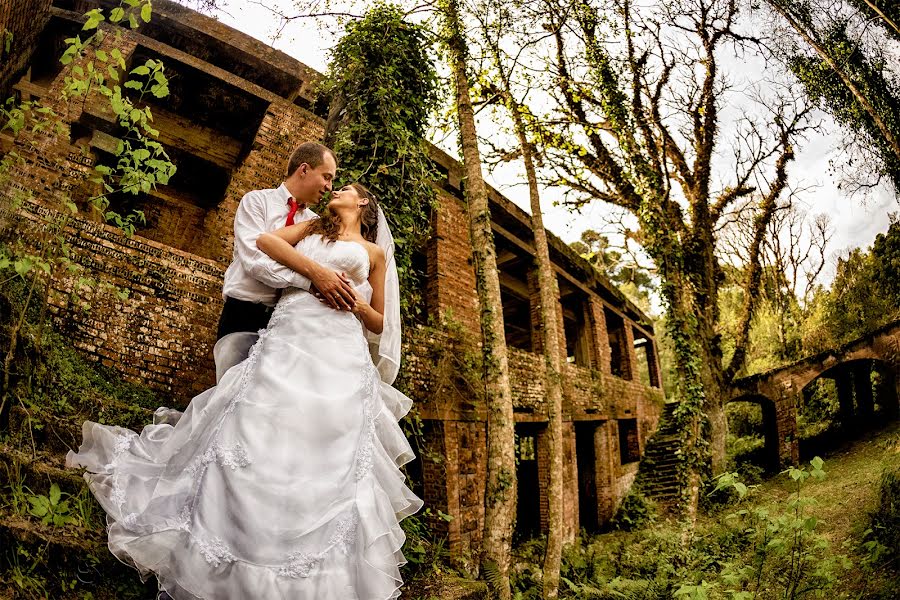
[{"x1": 329, "y1": 185, "x2": 365, "y2": 211}]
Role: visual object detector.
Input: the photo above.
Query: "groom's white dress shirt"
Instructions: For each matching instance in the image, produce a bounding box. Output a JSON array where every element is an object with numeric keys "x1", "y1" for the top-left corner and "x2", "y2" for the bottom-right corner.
[{"x1": 222, "y1": 183, "x2": 317, "y2": 306}]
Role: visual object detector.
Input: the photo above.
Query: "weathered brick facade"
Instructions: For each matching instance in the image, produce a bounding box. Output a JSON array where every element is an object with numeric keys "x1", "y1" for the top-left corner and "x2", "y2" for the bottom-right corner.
[
  {"x1": 1, "y1": 0, "x2": 666, "y2": 559},
  {"x1": 0, "y1": 0, "x2": 53, "y2": 99}
]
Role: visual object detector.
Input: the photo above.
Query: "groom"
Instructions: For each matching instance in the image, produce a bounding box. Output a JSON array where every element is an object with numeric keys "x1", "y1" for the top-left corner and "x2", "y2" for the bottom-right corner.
[{"x1": 213, "y1": 141, "x2": 356, "y2": 378}]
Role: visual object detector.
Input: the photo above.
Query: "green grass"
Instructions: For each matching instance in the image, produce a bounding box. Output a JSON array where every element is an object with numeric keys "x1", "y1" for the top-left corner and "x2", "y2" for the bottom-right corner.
[{"x1": 740, "y1": 420, "x2": 900, "y2": 548}]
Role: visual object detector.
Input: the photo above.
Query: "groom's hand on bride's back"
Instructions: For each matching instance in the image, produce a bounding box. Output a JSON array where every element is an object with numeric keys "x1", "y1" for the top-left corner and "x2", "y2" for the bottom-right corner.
[{"x1": 309, "y1": 268, "x2": 354, "y2": 311}]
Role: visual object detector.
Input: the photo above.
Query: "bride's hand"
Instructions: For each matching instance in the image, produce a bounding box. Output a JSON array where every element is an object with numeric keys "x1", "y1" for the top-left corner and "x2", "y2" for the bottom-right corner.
[
  {"x1": 310, "y1": 267, "x2": 354, "y2": 311},
  {"x1": 348, "y1": 288, "x2": 371, "y2": 316}
]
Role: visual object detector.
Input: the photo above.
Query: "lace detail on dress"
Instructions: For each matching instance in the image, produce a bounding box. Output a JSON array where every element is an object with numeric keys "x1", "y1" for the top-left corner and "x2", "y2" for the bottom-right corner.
[
  {"x1": 279, "y1": 551, "x2": 321, "y2": 579},
  {"x1": 186, "y1": 442, "x2": 251, "y2": 478},
  {"x1": 278, "y1": 511, "x2": 359, "y2": 578},
  {"x1": 332, "y1": 510, "x2": 359, "y2": 555},
  {"x1": 197, "y1": 537, "x2": 237, "y2": 567},
  {"x1": 109, "y1": 431, "x2": 137, "y2": 512},
  {"x1": 355, "y1": 339, "x2": 379, "y2": 481},
  {"x1": 176, "y1": 505, "x2": 192, "y2": 532}
]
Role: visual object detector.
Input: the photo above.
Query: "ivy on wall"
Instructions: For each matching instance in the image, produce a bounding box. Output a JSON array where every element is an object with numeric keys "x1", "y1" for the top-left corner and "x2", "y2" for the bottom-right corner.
[{"x1": 318, "y1": 2, "x2": 440, "y2": 323}]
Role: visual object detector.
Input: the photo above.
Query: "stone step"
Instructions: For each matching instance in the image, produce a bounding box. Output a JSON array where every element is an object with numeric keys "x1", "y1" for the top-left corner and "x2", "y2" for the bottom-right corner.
[
  {"x1": 0, "y1": 509, "x2": 154, "y2": 599},
  {"x1": 644, "y1": 477, "x2": 681, "y2": 489},
  {"x1": 0, "y1": 444, "x2": 87, "y2": 500},
  {"x1": 7, "y1": 400, "x2": 154, "y2": 457},
  {"x1": 645, "y1": 449, "x2": 680, "y2": 459}
]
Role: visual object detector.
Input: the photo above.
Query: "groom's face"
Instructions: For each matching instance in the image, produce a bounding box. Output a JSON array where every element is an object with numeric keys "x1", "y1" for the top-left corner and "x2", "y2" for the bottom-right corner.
[{"x1": 297, "y1": 153, "x2": 337, "y2": 207}]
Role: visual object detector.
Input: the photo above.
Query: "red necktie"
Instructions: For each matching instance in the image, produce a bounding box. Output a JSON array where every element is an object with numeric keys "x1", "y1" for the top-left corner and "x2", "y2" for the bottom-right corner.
[{"x1": 285, "y1": 197, "x2": 298, "y2": 226}]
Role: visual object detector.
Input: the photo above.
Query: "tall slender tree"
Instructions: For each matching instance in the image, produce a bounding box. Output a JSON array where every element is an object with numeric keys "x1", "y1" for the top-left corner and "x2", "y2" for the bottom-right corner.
[
  {"x1": 437, "y1": 0, "x2": 516, "y2": 595},
  {"x1": 473, "y1": 1, "x2": 565, "y2": 594}
]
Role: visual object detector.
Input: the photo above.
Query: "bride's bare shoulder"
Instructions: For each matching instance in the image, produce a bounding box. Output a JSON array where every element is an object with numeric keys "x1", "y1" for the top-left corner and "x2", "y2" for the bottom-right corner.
[{"x1": 362, "y1": 241, "x2": 385, "y2": 265}]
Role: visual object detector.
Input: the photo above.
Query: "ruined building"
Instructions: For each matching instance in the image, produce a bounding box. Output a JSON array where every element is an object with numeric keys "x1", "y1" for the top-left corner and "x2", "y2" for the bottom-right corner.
[{"x1": 0, "y1": 0, "x2": 664, "y2": 558}]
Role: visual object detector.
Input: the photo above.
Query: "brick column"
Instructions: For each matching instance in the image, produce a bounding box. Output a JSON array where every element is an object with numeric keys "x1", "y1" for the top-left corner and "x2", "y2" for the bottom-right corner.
[
  {"x1": 593, "y1": 421, "x2": 616, "y2": 524},
  {"x1": 456, "y1": 421, "x2": 486, "y2": 566},
  {"x1": 431, "y1": 191, "x2": 479, "y2": 335},
  {"x1": 774, "y1": 391, "x2": 799, "y2": 467},
  {"x1": 586, "y1": 297, "x2": 611, "y2": 374},
  {"x1": 621, "y1": 322, "x2": 639, "y2": 382},
  {"x1": 853, "y1": 364, "x2": 875, "y2": 419},
  {"x1": 421, "y1": 420, "x2": 451, "y2": 534},
  {"x1": 562, "y1": 422, "x2": 579, "y2": 543}
]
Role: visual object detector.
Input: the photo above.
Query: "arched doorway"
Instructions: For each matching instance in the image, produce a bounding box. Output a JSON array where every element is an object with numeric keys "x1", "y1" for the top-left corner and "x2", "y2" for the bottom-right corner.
[
  {"x1": 799, "y1": 359, "x2": 898, "y2": 458},
  {"x1": 725, "y1": 395, "x2": 779, "y2": 473}
]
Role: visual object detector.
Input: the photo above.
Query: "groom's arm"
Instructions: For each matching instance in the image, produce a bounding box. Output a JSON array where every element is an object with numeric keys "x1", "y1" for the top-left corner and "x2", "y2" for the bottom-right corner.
[{"x1": 233, "y1": 191, "x2": 313, "y2": 291}]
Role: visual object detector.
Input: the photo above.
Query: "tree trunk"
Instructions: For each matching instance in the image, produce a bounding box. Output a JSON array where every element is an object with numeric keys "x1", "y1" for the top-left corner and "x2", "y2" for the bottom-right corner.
[
  {"x1": 502, "y1": 91, "x2": 566, "y2": 599},
  {"x1": 439, "y1": 1, "x2": 517, "y2": 597}
]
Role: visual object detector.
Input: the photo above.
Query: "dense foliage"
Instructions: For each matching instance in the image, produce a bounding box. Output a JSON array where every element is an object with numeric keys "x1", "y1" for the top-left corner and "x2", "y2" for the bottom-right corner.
[
  {"x1": 769, "y1": 0, "x2": 900, "y2": 193},
  {"x1": 318, "y1": 3, "x2": 440, "y2": 323}
]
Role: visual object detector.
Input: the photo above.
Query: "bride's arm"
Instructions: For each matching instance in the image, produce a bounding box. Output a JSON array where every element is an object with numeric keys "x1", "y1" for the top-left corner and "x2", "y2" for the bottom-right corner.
[
  {"x1": 256, "y1": 223, "x2": 355, "y2": 310},
  {"x1": 351, "y1": 246, "x2": 386, "y2": 334}
]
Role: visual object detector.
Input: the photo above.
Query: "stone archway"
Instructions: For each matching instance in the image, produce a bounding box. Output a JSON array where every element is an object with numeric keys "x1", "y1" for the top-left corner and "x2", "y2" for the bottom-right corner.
[
  {"x1": 725, "y1": 394, "x2": 780, "y2": 472},
  {"x1": 800, "y1": 358, "x2": 899, "y2": 439},
  {"x1": 730, "y1": 319, "x2": 900, "y2": 467}
]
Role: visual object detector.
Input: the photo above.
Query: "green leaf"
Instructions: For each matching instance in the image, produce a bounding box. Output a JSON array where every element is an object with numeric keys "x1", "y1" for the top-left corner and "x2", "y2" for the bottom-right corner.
[
  {"x1": 810, "y1": 456, "x2": 824, "y2": 471},
  {"x1": 96, "y1": 49, "x2": 108, "y2": 62},
  {"x1": 49, "y1": 484, "x2": 62, "y2": 506},
  {"x1": 141, "y1": 2, "x2": 152, "y2": 23},
  {"x1": 130, "y1": 65, "x2": 150, "y2": 76},
  {"x1": 124, "y1": 80, "x2": 142, "y2": 90},
  {"x1": 13, "y1": 258, "x2": 33, "y2": 277}
]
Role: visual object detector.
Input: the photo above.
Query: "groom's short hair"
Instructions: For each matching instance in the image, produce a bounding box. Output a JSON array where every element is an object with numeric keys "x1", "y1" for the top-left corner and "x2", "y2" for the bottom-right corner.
[{"x1": 287, "y1": 142, "x2": 337, "y2": 177}]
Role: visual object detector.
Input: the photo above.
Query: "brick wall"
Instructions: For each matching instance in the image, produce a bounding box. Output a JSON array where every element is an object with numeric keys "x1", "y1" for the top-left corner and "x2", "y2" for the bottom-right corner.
[
  {"x1": 193, "y1": 102, "x2": 325, "y2": 263},
  {"x1": 7, "y1": 200, "x2": 222, "y2": 402},
  {"x1": 431, "y1": 188, "x2": 478, "y2": 334},
  {"x1": 0, "y1": 0, "x2": 52, "y2": 96}
]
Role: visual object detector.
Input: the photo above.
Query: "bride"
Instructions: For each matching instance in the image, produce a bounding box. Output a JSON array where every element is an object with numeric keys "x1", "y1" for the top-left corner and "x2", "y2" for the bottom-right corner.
[{"x1": 66, "y1": 183, "x2": 422, "y2": 599}]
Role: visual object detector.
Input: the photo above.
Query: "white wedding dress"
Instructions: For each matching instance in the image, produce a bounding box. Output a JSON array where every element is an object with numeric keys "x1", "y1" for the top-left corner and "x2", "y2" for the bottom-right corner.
[{"x1": 66, "y1": 234, "x2": 423, "y2": 600}]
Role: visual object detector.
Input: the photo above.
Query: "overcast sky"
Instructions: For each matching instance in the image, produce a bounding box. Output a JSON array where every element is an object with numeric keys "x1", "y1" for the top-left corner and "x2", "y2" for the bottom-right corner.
[{"x1": 181, "y1": 0, "x2": 898, "y2": 285}]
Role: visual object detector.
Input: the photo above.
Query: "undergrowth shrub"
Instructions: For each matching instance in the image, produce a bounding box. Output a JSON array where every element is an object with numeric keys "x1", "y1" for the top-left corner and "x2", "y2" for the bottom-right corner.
[
  {"x1": 868, "y1": 466, "x2": 900, "y2": 562},
  {"x1": 609, "y1": 489, "x2": 657, "y2": 531}
]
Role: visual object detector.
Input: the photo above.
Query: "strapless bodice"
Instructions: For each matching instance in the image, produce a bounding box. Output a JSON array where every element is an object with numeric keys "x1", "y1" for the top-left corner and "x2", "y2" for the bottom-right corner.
[{"x1": 294, "y1": 234, "x2": 370, "y2": 286}]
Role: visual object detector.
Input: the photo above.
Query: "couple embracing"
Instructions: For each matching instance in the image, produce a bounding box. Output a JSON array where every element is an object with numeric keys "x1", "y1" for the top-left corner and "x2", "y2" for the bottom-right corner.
[{"x1": 67, "y1": 142, "x2": 422, "y2": 599}]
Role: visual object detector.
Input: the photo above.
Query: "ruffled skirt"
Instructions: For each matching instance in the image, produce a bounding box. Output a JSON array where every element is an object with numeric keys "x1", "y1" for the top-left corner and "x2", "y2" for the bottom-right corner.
[{"x1": 66, "y1": 291, "x2": 422, "y2": 599}]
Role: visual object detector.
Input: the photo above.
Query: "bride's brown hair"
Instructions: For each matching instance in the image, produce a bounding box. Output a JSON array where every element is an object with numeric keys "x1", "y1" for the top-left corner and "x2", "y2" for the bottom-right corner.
[{"x1": 299, "y1": 183, "x2": 379, "y2": 244}]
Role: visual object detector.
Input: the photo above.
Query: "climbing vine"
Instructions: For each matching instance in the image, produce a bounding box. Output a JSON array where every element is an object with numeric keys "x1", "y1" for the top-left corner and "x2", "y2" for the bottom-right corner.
[
  {"x1": 318, "y1": 2, "x2": 440, "y2": 323},
  {"x1": 0, "y1": 0, "x2": 175, "y2": 425}
]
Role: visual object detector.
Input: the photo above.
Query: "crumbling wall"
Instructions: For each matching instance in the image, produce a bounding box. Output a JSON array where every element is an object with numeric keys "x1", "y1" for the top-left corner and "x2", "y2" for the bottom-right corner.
[{"x1": 0, "y1": 0, "x2": 52, "y2": 97}]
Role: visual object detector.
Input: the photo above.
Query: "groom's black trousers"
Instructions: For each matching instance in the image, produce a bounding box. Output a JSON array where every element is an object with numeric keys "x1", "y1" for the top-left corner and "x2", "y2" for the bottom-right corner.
[{"x1": 216, "y1": 297, "x2": 275, "y2": 340}]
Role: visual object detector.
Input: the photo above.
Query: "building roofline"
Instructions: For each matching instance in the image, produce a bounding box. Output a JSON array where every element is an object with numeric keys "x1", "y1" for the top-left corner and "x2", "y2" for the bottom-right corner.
[{"x1": 71, "y1": 0, "x2": 656, "y2": 329}]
